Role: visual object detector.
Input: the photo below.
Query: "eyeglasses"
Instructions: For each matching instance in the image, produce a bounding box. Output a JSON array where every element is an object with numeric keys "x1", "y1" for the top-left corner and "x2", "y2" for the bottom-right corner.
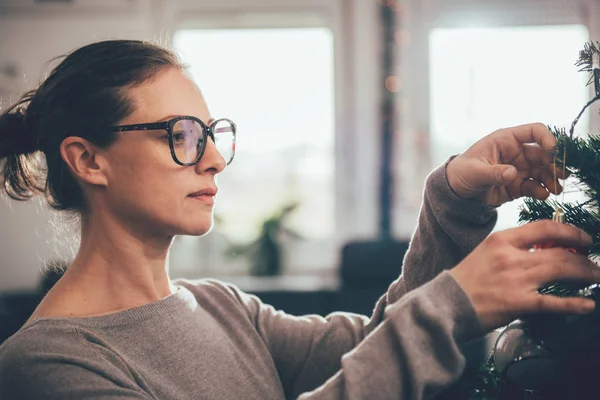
[{"x1": 110, "y1": 116, "x2": 236, "y2": 166}]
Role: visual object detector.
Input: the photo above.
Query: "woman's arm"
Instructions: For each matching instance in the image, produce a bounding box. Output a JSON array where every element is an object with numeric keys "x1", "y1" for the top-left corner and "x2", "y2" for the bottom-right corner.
[
  {"x1": 233, "y1": 270, "x2": 483, "y2": 400},
  {"x1": 238, "y1": 123, "x2": 581, "y2": 398},
  {"x1": 221, "y1": 160, "x2": 494, "y2": 398},
  {"x1": 395, "y1": 158, "x2": 497, "y2": 299}
]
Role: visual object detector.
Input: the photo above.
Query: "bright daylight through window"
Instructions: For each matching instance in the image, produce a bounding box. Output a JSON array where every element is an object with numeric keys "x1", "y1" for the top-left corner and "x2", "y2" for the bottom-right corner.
[
  {"x1": 172, "y1": 28, "x2": 335, "y2": 274},
  {"x1": 429, "y1": 24, "x2": 589, "y2": 231}
]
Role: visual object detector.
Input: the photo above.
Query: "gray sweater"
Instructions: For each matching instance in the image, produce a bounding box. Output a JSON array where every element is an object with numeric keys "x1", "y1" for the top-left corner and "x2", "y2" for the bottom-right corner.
[{"x1": 0, "y1": 162, "x2": 496, "y2": 400}]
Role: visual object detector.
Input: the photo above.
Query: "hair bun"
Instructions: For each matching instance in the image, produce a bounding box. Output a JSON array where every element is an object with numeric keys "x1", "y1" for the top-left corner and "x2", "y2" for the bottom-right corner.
[{"x1": 0, "y1": 108, "x2": 38, "y2": 157}]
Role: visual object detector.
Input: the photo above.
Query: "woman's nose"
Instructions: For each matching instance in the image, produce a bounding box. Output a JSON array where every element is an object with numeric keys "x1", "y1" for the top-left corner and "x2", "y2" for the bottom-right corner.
[{"x1": 196, "y1": 138, "x2": 226, "y2": 174}]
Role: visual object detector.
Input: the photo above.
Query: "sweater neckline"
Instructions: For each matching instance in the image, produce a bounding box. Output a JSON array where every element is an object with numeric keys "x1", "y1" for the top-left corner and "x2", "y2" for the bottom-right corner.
[{"x1": 21, "y1": 283, "x2": 197, "y2": 329}]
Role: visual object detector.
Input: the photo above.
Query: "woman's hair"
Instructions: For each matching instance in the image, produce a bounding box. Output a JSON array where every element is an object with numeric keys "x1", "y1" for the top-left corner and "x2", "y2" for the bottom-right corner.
[{"x1": 0, "y1": 39, "x2": 183, "y2": 213}]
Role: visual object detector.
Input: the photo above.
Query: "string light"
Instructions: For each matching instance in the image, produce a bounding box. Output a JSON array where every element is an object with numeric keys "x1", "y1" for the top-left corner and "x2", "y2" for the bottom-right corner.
[
  {"x1": 385, "y1": 76, "x2": 401, "y2": 92},
  {"x1": 394, "y1": 29, "x2": 411, "y2": 46}
]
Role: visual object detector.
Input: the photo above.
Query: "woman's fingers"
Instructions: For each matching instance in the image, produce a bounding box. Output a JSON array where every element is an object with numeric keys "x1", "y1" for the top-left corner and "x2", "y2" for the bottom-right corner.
[
  {"x1": 445, "y1": 123, "x2": 565, "y2": 206},
  {"x1": 507, "y1": 123, "x2": 557, "y2": 150},
  {"x1": 528, "y1": 246, "x2": 592, "y2": 266},
  {"x1": 526, "y1": 250, "x2": 600, "y2": 286},
  {"x1": 516, "y1": 146, "x2": 567, "y2": 196},
  {"x1": 507, "y1": 135, "x2": 570, "y2": 198},
  {"x1": 551, "y1": 163, "x2": 570, "y2": 180},
  {"x1": 520, "y1": 179, "x2": 551, "y2": 200},
  {"x1": 508, "y1": 172, "x2": 561, "y2": 200},
  {"x1": 516, "y1": 249, "x2": 599, "y2": 314},
  {"x1": 525, "y1": 294, "x2": 596, "y2": 315},
  {"x1": 451, "y1": 220, "x2": 597, "y2": 331},
  {"x1": 522, "y1": 144, "x2": 569, "y2": 180},
  {"x1": 503, "y1": 220, "x2": 592, "y2": 251},
  {"x1": 531, "y1": 166, "x2": 563, "y2": 195},
  {"x1": 522, "y1": 143, "x2": 553, "y2": 168}
]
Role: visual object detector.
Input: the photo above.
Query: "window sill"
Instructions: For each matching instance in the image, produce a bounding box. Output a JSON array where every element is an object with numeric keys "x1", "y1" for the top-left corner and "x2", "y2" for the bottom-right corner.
[{"x1": 204, "y1": 273, "x2": 340, "y2": 293}]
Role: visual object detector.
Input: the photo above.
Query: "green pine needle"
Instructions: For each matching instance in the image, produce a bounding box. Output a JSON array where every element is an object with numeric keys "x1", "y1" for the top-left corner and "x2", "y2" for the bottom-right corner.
[{"x1": 575, "y1": 41, "x2": 600, "y2": 88}]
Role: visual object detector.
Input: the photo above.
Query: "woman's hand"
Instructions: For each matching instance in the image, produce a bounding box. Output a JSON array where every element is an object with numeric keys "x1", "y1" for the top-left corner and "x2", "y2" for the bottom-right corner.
[
  {"x1": 450, "y1": 220, "x2": 600, "y2": 331},
  {"x1": 446, "y1": 123, "x2": 565, "y2": 206}
]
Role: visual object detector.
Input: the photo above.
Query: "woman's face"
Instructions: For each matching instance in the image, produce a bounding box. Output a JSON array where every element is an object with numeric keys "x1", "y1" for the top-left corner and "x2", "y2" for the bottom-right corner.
[{"x1": 99, "y1": 67, "x2": 227, "y2": 238}]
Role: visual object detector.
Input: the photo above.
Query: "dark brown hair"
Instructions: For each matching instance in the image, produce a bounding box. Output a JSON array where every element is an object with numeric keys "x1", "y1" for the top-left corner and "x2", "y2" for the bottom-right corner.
[{"x1": 0, "y1": 39, "x2": 183, "y2": 212}]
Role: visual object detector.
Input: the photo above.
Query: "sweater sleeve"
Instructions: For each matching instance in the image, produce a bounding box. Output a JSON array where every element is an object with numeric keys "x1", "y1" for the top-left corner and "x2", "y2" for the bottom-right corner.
[
  {"x1": 398, "y1": 157, "x2": 498, "y2": 295},
  {"x1": 0, "y1": 326, "x2": 153, "y2": 400},
  {"x1": 235, "y1": 271, "x2": 484, "y2": 400},
  {"x1": 230, "y1": 160, "x2": 495, "y2": 399}
]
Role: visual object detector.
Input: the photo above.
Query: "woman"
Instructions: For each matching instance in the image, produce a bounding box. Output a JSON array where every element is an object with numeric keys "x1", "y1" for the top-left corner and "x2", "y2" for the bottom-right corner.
[{"x1": 0, "y1": 40, "x2": 597, "y2": 400}]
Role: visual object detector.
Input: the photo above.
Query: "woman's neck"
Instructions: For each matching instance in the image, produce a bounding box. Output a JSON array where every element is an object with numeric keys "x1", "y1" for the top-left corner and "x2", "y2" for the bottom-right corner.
[{"x1": 54, "y1": 212, "x2": 177, "y2": 314}]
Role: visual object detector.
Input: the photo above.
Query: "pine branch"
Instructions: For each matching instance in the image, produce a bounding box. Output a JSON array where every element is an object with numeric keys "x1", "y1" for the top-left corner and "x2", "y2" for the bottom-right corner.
[
  {"x1": 552, "y1": 129, "x2": 600, "y2": 199},
  {"x1": 575, "y1": 41, "x2": 600, "y2": 88},
  {"x1": 570, "y1": 42, "x2": 600, "y2": 136},
  {"x1": 519, "y1": 199, "x2": 600, "y2": 256},
  {"x1": 460, "y1": 41, "x2": 600, "y2": 400}
]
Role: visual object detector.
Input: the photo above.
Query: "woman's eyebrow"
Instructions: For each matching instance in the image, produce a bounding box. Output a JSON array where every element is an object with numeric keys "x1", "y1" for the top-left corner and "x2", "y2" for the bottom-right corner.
[
  {"x1": 157, "y1": 115, "x2": 215, "y2": 125},
  {"x1": 157, "y1": 114, "x2": 179, "y2": 122}
]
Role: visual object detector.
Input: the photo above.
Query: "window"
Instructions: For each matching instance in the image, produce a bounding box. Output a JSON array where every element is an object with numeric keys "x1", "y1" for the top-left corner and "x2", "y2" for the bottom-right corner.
[
  {"x1": 429, "y1": 24, "x2": 590, "y2": 231},
  {"x1": 171, "y1": 28, "x2": 336, "y2": 275}
]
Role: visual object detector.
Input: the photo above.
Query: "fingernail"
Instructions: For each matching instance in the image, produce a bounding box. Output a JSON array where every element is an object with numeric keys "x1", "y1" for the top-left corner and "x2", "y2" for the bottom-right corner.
[
  {"x1": 581, "y1": 300, "x2": 596, "y2": 313},
  {"x1": 501, "y1": 167, "x2": 516, "y2": 181}
]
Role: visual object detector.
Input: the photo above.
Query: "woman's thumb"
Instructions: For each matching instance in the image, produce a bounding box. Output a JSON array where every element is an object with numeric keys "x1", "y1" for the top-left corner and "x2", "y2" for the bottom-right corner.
[{"x1": 488, "y1": 164, "x2": 517, "y2": 185}]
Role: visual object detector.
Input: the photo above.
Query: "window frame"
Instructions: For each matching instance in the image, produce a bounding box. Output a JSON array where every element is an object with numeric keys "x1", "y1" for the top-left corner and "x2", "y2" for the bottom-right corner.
[
  {"x1": 393, "y1": 0, "x2": 597, "y2": 238},
  {"x1": 163, "y1": 0, "x2": 381, "y2": 276}
]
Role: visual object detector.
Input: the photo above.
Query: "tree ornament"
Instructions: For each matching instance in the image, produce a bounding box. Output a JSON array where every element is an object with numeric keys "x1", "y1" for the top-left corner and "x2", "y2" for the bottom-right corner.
[
  {"x1": 493, "y1": 320, "x2": 558, "y2": 391},
  {"x1": 493, "y1": 208, "x2": 571, "y2": 393},
  {"x1": 531, "y1": 207, "x2": 577, "y2": 253}
]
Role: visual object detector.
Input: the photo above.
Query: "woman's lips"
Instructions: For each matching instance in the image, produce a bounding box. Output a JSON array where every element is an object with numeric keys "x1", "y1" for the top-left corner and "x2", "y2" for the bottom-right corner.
[
  {"x1": 189, "y1": 194, "x2": 215, "y2": 206},
  {"x1": 188, "y1": 187, "x2": 217, "y2": 206}
]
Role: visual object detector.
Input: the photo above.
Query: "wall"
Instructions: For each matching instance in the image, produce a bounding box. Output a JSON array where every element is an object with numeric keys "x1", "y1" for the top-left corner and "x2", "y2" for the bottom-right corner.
[
  {"x1": 0, "y1": 0, "x2": 381, "y2": 292},
  {"x1": 0, "y1": 1, "x2": 156, "y2": 292},
  {"x1": 393, "y1": 0, "x2": 600, "y2": 238},
  {"x1": 2, "y1": 0, "x2": 599, "y2": 292}
]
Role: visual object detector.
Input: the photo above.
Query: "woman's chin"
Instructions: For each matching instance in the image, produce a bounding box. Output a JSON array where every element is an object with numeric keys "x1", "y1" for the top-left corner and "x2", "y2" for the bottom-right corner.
[
  {"x1": 158, "y1": 212, "x2": 214, "y2": 237},
  {"x1": 179, "y1": 221, "x2": 213, "y2": 236},
  {"x1": 190, "y1": 226, "x2": 213, "y2": 236}
]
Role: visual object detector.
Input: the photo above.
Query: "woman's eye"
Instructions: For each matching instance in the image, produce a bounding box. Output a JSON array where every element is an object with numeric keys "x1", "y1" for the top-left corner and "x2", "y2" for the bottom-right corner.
[{"x1": 172, "y1": 132, "x2": 186, "y2": 144}]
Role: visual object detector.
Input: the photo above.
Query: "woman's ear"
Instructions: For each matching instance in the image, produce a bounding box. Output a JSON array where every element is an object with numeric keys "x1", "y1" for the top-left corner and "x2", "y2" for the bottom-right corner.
[{"x1": 60, "y1": 136, "x2": 108, "y2": 187}]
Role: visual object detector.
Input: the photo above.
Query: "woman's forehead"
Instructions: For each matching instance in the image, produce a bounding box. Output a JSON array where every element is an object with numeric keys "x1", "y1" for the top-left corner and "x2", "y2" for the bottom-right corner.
[{"x1": 123, "y1": 68, "x2": 210, "y2": 124}]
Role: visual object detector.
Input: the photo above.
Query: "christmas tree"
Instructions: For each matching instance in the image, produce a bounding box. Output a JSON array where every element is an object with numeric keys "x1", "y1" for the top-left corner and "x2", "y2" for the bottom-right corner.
[{"x1": 444, "y1": 42, "x2": 600, "y2": 400}]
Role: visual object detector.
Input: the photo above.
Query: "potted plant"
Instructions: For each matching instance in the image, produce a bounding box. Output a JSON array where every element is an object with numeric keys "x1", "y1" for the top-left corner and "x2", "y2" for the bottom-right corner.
[{"x1": 226, "y1": 201, "x2": 302, "y2": 276}]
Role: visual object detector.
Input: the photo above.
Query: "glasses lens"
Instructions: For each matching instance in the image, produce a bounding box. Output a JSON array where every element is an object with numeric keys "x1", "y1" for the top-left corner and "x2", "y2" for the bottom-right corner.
[
  {"x1": 213, "y1": 119, "x2": 236, "y2": 165},
  {"x1": 172, "y1": 119, "x2": 204, "y2": 164}
]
